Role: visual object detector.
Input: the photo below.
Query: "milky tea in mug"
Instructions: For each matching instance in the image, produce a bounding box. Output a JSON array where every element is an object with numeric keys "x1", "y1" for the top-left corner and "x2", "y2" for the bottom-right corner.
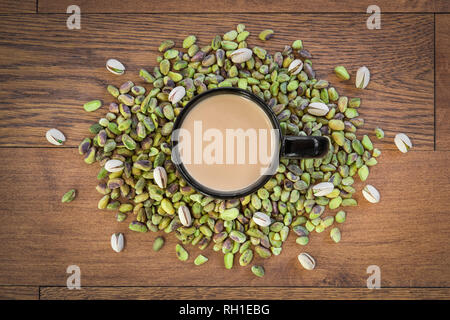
[{"x1": 173, "y1": 93, "x2": 278, "y2": 193}]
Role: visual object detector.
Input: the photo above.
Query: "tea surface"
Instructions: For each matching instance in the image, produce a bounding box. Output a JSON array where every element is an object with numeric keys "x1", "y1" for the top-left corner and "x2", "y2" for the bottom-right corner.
[{"x1": 179, "y1": 94, "x2": 276, "y2": 192}]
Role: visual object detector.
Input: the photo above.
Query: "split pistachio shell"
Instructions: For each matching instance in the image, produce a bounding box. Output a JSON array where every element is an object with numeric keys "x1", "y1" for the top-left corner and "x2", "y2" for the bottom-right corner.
[
  {"x1": 362, "y1": 185, "x2": 380, "y2": 203},
  {"x1": 168, "y1": 86, "x2": 185, "y2": 104},
  {"x1": 106, "y1": 59, "x2": 125, "y2": 75},
  {"x1": 355, "y1": 66, "x2": 370, "y2": 89},
  {"x1": 111, "y1": 233, "x2": 124, "y2": 252},
  {"x1": 46, "y1": 128, "x2": 66, "y2": 146},
  {"x1": 394, "y1": 133, "x2": 412, "y2": 153},
  {"x1": 307, "y1": 102, "x2": 329, "y2": 116},
  {"x1": 288, "y1": 59, "x2": 303, "y2": 75},
  {"x1": 153, "y1": 166, "x2": 167, "y2": 189},
  {"x1": 230, "y1": 48, "x2": 253, "y2": 63},
  {"x1": 312, "y1": 182, "x2": 334, "y2": 197},
  {"x1": 297, "y1": 252, "x2": 316, "y2": 270},
  {"x1": 252, "y1": 212, "x2": 271, "y2": 227},
  {"x1": 104, "y1": 159, "x2": 124, "y2": 173},
  {"x1": 178, "y1": 205, "x2": 192, "y2": 227}
]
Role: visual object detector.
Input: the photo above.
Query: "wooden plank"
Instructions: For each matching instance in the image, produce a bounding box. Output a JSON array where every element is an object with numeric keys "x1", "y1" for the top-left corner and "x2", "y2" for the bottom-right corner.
[
  {"x1": 39, "y1": 286, "x2": 450, "y2": 300},
  {"x1": 38, "y1": 0, "x2": 450, "y2": 13},
  {"x1": 0, "y1": 286, "x2": 39, "y2": 300},
  {"x1": 0, "y1": 0, "x2": 36, "y2": 13},
  {"x1": 0, "y1": 14, "x2": 434, "y2": 150},
  {"x1": 436, "y1": 15, "x2": 450, "y2": 150},
  {"x1": 0, "y1": 148, "x2": 449, "y2": 288}
]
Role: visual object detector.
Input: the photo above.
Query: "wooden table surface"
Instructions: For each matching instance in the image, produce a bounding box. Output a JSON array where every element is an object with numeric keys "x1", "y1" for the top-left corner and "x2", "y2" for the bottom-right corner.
[{"x1": 0, "y1": 0, "x2": 449, "y2": 300}]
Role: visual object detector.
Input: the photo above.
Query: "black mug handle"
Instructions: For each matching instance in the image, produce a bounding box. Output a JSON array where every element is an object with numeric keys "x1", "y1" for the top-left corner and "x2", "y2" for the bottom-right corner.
[{"x1": 281, "y1": 136, "x2": 329, "y2": 159}]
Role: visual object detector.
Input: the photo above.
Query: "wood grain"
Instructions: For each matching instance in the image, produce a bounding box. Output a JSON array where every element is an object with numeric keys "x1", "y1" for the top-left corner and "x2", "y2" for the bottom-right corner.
[
  {"x1": 38, "y1": 0, "x2": 450, "y2": 13},
  {"x1": 0, "y1": 14, "x2": 434, "y2": 149},
  {"x1": 39, "y1": 287, "x2": 450, "y2": 300},
  {"x1": 436, "y1": 15, "x2": 450, "y2": 150},
  {"x1": 0, "y1": 0, "x2": 36, "y2": 13},
  {"x1": 0, "y1": 7, "x2": 446, "y2": 300},
  {"x1": 0, "y1": 286, "x2": 38, "y2": 300},
  {"x1": 0, "y1": 148, "x2": 448, "y2": 288}
]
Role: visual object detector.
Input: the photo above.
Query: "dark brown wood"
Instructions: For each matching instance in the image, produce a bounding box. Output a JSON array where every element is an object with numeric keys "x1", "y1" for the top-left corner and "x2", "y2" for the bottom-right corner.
[
  {"x1": 0, "y1": 14, "x2": 434, "y2": 149},
  {"x1": 0, "y1": 0, "x2": 36, "y2": 13},
  {"x1": 0, "y1": 6, "x2": 447, "y2": 300},
  {"x1": 436, "y1": 15, "x2": 450, "y2": 150},
  {"x1": 38, "y1": 0, "x2": 450, "y2": 13},
  {"x1": 0, "y1": 149, "x2": 448, "y2": 289},
  {"x1": 39, "y1": 287, "x2": 450, "y2": 300},
  {"x1": 0, "y1": 286, "x2": 38, "y2": 299}
]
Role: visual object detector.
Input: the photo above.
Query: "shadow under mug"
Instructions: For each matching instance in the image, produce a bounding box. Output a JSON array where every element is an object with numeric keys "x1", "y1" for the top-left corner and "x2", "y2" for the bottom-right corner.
[{"x1": 171, "y1": 87, "x2": 329, "y2": 199}]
